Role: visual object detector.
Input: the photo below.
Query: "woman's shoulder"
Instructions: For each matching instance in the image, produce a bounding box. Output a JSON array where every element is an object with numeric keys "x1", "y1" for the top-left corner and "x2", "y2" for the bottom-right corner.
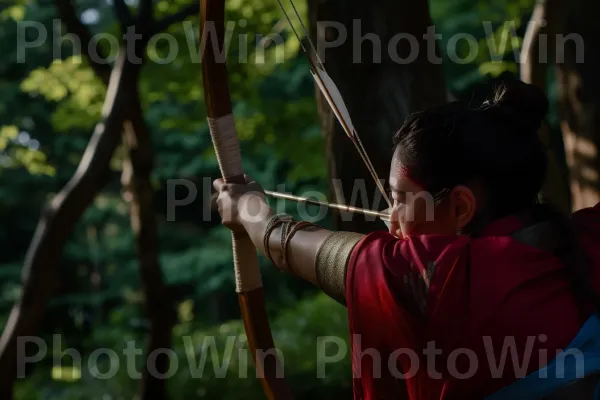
[{"x1": 351, "y1": 230, "x2": 471, "y2": 273}]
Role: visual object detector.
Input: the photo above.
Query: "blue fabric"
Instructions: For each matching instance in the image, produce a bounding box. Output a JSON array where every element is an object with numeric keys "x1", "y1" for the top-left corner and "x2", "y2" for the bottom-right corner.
[{"x1": 486, "y1": 314, "x2": 600, "y2": 400}]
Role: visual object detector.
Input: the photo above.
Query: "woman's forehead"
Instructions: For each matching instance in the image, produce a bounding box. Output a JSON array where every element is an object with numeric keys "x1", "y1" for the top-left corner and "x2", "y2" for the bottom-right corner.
[{"x1": 389, "y1": 158, "x2": 422, "y2": 192}]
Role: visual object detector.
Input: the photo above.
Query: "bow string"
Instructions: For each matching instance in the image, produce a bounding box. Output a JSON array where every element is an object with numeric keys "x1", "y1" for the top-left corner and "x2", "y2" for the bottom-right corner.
[{"x1": 276, "y1": 0, "x2": 393, "y2": 209}]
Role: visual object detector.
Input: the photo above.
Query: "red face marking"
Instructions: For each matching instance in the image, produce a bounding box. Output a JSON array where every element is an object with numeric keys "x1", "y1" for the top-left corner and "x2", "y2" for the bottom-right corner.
[
  {"x1": 399, "y1": 164, "x2": 411, "y2": 180},
  {"x1": 397, "y1": 164, "x2": 423, "y2": 188}
]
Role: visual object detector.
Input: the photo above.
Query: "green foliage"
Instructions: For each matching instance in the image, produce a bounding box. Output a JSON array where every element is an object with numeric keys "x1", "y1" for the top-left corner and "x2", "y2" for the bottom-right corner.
[
  {"x1": 140, "y1": 0, "x2": 323, "y2": 179},
  {"x1": 14, "y1": 293, "x2": 350, "y2": 400},
  {"x1": 21, "y1": 56, "x2": 106, "y2": 132},
  {"x1": 1, "y1": 0, "x2": 330, "y2": 397},
  {"x1": 430, "y1": 0, "x2": 536, "y2": 91},
  {"x1": 1, "y1": 4, "x2": 27, "y2": 22}
]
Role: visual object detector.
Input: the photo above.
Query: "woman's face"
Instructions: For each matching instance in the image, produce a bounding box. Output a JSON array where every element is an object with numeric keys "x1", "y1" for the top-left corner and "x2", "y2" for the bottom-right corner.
[{"x1": 388, "y1": 149, "x2": 460, "y2": 238}]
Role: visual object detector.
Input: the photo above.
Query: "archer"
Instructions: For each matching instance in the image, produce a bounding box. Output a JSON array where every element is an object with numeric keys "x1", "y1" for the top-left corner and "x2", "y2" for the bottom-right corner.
[{"x1": 213, "y1": 81, "x2": 600, "y2": 399}]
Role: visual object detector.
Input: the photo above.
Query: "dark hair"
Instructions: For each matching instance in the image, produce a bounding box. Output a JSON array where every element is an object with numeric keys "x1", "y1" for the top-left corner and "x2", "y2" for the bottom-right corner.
[
  {"x1": 392, "y1": 80, "x2": 598, "y2": 310},
  {"x1": 392, "y1": 80, "x2": 548, "y2": 222}
]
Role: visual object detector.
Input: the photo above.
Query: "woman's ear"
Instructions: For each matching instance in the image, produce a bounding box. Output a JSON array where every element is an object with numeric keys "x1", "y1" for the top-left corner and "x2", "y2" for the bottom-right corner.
[{"x1": 449, "y1": 185, "x2": 477, "y2": 230}]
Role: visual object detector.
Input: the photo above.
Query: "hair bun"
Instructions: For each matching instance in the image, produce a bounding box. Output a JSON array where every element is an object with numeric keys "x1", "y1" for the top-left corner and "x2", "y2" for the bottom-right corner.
[{"x1": 484, "y1": 80, "x2": 549, "y2": 133}]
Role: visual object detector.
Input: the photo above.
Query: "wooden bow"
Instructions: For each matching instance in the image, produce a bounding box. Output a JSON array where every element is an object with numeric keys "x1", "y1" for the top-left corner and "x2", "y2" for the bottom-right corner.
[{"x1": 199, "y1": 1, "x2": 293, "y2": 399}]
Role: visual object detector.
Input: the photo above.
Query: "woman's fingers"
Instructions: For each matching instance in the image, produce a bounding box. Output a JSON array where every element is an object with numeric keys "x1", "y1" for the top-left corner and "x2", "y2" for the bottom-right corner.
[
  {"x1": 213, "y1": 178, "x2": 265, "y2": 200},
  {"x1": 213, "y1": 177, "x2": 261, "y2": 232},
  {"x1": 387, "y1": 204, "x2": 404, "y2": 239},
  {"x1": 212, "y1": 176, "x2": 268, "y2": 232},
  {"x1": 213, "y1": 178, "x2": 228, "y2": 192}
]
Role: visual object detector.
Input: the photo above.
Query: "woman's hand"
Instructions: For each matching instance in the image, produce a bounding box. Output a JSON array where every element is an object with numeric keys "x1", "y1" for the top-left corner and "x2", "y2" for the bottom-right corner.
[
  {"x1": 387, "y1": 205, "x2": 404, "y2": 239},
  {"x1": 213, "y1": 176, "x2": 272, "y2": 233}
]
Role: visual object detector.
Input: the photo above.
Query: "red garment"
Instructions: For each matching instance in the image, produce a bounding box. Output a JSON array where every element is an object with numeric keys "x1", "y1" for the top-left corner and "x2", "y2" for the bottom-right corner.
[{"x1": 346, "y1": 203, "x2": 600, "y2": 400}]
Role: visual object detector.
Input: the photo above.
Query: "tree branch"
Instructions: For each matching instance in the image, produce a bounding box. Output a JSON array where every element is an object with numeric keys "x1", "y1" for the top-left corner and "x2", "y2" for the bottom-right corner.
[
  {"x1": 521, "y1": 0, "x2": 571, "y2": 213},
  {"x1": 151, "y1": 2, "x2": 199, "y2": 35},
  {"x1": 122, "y1": 85, "x2": 174, "y2": 400},
  {"x1": 53, "y1": 0, "x2": 111, "y2": 84},
  {"x1": 520, "y1": 3, "x2": 549, "y2": 88},
  {"x1": 0, "y1": 51, "x2": 137, "y2": 398}
]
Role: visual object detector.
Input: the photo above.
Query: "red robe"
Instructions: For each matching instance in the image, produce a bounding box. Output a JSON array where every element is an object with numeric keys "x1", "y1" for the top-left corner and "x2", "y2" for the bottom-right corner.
[{"x1": 345, "y1": 203, "x2": 600, "y2": 400}]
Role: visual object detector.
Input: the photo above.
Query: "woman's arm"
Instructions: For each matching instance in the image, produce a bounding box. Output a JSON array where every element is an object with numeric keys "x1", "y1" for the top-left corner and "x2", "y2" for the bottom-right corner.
[
  {"x1": 213, "y1": 178, "x2": 364, "y2": 303},
  {"x1": 239, "y1": 197, "x2": 333, "y2": 285}
]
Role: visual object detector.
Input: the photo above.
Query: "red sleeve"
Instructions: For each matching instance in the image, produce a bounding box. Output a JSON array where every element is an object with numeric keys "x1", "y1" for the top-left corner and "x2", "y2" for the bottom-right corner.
[
  {"x1": 346, "y1": 231, "x2": 464, "y2": 322},
  {"x1": 345, "y1": 231, "x2": 464, "y2": 399}
]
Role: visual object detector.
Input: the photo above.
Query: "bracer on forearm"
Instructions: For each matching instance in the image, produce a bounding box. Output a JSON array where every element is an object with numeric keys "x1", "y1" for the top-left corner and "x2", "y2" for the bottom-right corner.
[{"x1": 315, "y1": 231, "x2": 364, "y2": 305}]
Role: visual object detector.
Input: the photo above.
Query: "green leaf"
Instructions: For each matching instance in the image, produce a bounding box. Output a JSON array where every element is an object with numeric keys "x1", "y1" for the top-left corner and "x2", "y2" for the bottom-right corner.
[{"x1": 1, "y1": 5, "x2": 26, "y2": 21}]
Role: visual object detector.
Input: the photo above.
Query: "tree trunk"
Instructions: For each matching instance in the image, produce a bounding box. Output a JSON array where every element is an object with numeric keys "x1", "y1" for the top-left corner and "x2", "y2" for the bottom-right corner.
[
  {"x1": 55, "y1": 2, "x2": 175, "y2": 397},
  {"x1": 309, "y1": 0, "x2": 447, "y2": 233},
  {"x1": 520, "y1": 0, "x2": 572, "y2": 213},
  {"x1": 121, "y1": 86, "x2": 174, "y2": 400},
  {"x1": 0, "y1": 2, "x2": 193, "y2": 396},
  {"x1": 0, "y1": 50, "x2": 138, "y2": 398},
  {"x1": 522, "y1": 0, "x2": 600, "y2": 211},
  {"x1": 554, "y1": 0, "x2": 600, "y2": 211}
]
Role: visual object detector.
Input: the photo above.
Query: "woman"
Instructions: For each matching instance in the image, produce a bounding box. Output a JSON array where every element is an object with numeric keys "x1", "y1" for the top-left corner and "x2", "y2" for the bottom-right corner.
[{"x1": 213, "y1": 81, "x2": 600, "y2": 399}]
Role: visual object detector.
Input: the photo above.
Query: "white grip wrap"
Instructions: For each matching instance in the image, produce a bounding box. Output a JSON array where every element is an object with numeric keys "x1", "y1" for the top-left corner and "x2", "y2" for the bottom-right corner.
[
  {"x1": 231, "y1": 232, "x2": 263, "y2": 293},
  {"x1": 208, "y1": 114, "x2": 244, "y2": 178},
  {"x1": 208, "y1": 114, "x2": 263, "y2": 293}
]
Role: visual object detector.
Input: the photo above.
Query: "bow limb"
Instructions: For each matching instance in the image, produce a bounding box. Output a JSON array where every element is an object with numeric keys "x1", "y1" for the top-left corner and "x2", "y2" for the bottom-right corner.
[{"x1": 199, "y1": 2, "x2": 293, "y2": 399}]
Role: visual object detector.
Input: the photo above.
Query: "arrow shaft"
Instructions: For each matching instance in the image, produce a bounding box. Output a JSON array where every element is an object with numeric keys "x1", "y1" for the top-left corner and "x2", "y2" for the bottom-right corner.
[{"x1": 265, "y1": 190, "x2": 390, "y2": 220}]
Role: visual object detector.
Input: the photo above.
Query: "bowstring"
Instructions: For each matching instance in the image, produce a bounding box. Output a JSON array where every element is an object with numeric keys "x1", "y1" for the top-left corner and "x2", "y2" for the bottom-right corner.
[
  {"x1": 275, "y1": 0, "x2": 392, "y2": 209},
  {"x1": 284, "y1": 0, "x2": 325, "y2": 68},
  {"x1": 275, "y1": 0, "x2": 307, "y2": 53},
  {"x1": 352, "y1": 132, "x2": 391, "y2": 208}
]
